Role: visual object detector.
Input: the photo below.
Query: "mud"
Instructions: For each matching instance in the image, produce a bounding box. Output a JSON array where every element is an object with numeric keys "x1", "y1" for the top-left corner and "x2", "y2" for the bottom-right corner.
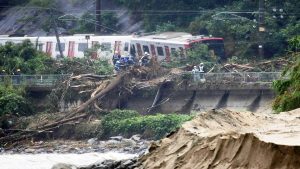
[{"x1": 138, "y1": 108, "x2": 300, "y2": 169}]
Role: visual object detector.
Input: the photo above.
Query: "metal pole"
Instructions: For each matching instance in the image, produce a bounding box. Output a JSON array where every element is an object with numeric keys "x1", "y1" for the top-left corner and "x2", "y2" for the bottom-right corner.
[
  {"x1": 51, "y1": 9, "x2": 64, "y2": 58},
  {"x1": 95, "y1": 0, "x2": 101, "y2": 34},
  {"x1": 258, "y1": 0, "x2": 265, "y2": 58}
]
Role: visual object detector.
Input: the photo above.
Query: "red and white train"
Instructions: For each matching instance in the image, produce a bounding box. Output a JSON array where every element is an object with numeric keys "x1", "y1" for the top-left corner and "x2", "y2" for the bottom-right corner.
[{"x1": 0, "y1": 32, "x2": 225, "y2": 61}]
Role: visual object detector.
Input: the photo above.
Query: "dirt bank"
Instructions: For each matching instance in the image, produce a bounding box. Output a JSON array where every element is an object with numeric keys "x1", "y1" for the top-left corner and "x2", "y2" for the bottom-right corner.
[{"x1": 138, "y1": 109, "x2": 300, "y2": 169}]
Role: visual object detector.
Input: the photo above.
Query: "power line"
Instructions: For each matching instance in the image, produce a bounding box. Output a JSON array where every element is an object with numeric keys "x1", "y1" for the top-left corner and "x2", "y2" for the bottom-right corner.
[{"x1": 0, "y1": 38, "x2": 289, "y2": 45}]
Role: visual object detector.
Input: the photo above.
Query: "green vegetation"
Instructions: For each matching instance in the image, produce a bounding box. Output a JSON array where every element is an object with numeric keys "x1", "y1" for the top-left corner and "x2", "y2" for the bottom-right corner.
[
  {"x1": 55, "y1": 57, "x2": 113, "y2": 75},
  {"x1": 272, "y1": 36, "x2": 300, "y2": 112},
  {"x1": 0, "y1": 40, "x2": 113, "y2": 116},
  {"x1": 101, "y1": 109, "x2": 192, "y2": 139},
  {"x1": 29, "y1": 0, "x2": 55, "y2": 8},
  {"x1": 0, "y1": 40, "x2": 55, "y2": 74},
  {"x1": 0, "y1": 40, "x2": 51, "y2": 121},
  {"x1": 112, "y1": 0, "x2": 299, "y2": 59},
  {"x1": 162, "y1": 44, "x2": 216, "y2": 69},
  {"x1": 0, "y1": 82, "x2": 32, "y2": 117},
  {"x1": 70, "y1": 11, "x2": 118, "y2": 34}
]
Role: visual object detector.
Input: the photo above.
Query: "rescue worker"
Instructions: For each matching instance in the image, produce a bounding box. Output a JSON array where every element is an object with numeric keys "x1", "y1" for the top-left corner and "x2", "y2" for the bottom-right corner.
[
  {"x1": 14, "y1": 69, "x2": 21, "y2": 84},
  {"x1": 128, "y1": 54, "x2": 135, "y2": 65},
  {"x1": 192, "y1": 66, "x2": 200, "y2": 81},
  {"x1": 114, "y1": 60, "x2": 121, "y2": 72},
  {"x1": 112, "y1": 51, "x2": 121, "y2": 65},
  {"x1": 0, "y1": 69, "x2": 6, "y2": 82},
  {"x1": 198, "y1": 63, "x2": 205, "y2": 81},
  {"x1": 199, "y1": 63, "x2": 204, "y2": 73},
  {"x1": 15, "y1": 69, "x2": 21, "y2": 75},
  {"x1": 139, "y1": 52, "x2": 150, "y2": 66},
  {"x1": 0, "y1": 69, "x2": 5, "y2": 75}
]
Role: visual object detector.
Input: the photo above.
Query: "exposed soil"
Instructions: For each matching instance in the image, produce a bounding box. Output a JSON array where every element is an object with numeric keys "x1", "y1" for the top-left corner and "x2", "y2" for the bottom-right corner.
[{"x1": 138, "y1": 108, "x2": 300, "y2": 169}]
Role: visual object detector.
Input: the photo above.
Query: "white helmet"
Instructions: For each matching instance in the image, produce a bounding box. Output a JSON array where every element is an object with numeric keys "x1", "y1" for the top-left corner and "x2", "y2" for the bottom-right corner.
[{"x1": 144, "y1": 52, "x2": 149, "y2": 56}]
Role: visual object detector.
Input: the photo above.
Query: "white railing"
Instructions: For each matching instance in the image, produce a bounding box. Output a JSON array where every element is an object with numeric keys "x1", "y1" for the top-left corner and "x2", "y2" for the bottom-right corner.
[
  {"x1": 181, "y1": 72, "x2": 283, "y2": 83},
  {"x1": 0, "y1": 74, "x2": 71, "y2": 86}
]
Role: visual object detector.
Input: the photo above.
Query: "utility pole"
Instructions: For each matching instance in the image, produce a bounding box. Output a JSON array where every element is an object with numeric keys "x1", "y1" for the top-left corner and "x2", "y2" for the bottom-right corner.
[
  {"x1": 258, "y1": 0, "x2": 265, "y2": 58},
  {"x1": 95, "y1": 0, "x2": 101, "y2": 34},
  {"x1": 50, "y1": 9, "x2": 64, "y2": 58}
]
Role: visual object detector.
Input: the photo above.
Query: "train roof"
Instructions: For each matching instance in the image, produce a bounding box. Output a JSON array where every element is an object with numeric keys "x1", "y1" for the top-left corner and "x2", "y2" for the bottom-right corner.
[{"x1": 131, "y1": 32, "x2": 223, "y2": 44}]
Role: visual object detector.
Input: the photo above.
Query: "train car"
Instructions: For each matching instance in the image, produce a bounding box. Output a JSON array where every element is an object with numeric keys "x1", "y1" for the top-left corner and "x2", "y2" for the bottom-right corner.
[
  {"x1": 0, "y1": 34, "x2": 132, "y2": 60},
  {"x1": 0, "y1": 32, "x2": 225, "y2": 62},
  {"x1": 130, "y1": 32, "x2": 225, "y2": 62},
  {"x1": 35, "y1": 35, "x2": 133, "y2": 60}
]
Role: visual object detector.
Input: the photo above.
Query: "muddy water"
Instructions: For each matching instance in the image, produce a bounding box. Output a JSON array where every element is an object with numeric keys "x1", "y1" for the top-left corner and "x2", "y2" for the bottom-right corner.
[{"x1": 0, "y1": 152, "x2": 137, "y2": 169}]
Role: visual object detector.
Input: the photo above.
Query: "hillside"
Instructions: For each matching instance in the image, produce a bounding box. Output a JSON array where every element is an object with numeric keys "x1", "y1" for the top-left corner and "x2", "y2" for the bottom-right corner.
[{"x1": 0, "y1": 0, "x2": 141, "y2": 36}]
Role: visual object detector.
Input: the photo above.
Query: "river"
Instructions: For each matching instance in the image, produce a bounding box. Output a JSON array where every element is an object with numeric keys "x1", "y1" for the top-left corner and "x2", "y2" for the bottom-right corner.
[{"x1": 0, "y1": 152, "x2": 137, "y2": 169}]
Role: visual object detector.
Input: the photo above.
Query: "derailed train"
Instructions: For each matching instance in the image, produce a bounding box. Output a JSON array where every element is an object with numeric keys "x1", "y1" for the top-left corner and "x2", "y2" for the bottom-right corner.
[{"x1": 0, "y1": 32, "x2": 225, "y2": 62}]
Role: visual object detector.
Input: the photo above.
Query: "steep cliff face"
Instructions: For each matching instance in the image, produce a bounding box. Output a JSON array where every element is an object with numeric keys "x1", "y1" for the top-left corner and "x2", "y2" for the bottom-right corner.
[
  {"x1": 139, "y1": 109, "x2": 300, "y2": 169},
  {"x1": 0, "y1": 0, "x2": 141, "y2": 36}
]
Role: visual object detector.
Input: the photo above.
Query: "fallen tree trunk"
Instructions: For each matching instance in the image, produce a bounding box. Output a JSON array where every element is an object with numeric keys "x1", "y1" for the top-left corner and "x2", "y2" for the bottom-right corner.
[
  {"x1": 37, "y1": 114, "x2": 88, "y2": 130},
  {"x1": 67, "y1": 73, "x2": 126, "y2": 118},
  {"x1": 0, "y1": 73, "x2": 127, "y2": 146}
]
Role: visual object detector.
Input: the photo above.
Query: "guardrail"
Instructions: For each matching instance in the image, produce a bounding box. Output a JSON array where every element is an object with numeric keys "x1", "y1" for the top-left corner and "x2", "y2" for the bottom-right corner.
[
  {"x1": 181, "y1": 72, "x2": 283, "y2": 83},
  {"x1": 0, "y1": 72, "x2": 284, "y2": 88},
  {"x1": 0, "y1": 74, "x2": 71, "y2": 87}
]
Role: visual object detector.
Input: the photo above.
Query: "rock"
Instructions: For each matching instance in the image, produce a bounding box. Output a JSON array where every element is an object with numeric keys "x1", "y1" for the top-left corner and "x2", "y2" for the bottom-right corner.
[
  {"x1": 130, "y1": 134, "x2": 141, "y2": 142},
  {"x1": 52, "y1": 163, "x2": 77, "y2": 169},
  {"x1": 78, "y1": 158, "x2": 139, "y2": 169},
  {"x1": 24, "y1": 148, "x2": 35, "y2": 153},
  {"x1": 109, "y1": 136, "x2": 123, "y2": 141},
  {"x1": 105, "y1": 140, "x2": 120, "y2": 145},
  {"x1": 87, "y1": 138, "x2": 98, "y2": 145},
  {"x1": 122, "y1": 139, "x2": 136, "y2": 146}
]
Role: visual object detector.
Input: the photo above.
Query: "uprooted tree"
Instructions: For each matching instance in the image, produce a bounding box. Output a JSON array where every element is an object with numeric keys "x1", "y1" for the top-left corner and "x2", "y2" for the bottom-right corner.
[{"x1": 0, "y1": 58, "x2": 172, "y2": 145}]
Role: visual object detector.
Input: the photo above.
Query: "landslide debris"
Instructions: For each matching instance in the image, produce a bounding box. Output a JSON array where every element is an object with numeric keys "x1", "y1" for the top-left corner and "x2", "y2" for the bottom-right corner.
[{"x1": 138, "y1": 109, "x2": 300, "y2": 169}]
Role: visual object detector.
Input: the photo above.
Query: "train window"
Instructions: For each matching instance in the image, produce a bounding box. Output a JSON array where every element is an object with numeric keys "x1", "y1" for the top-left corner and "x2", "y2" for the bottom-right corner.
[
  {"x1": 78, "y1": 43, "x2": 88, "y2": 52},
  {"x1": 143, "y1": 45, "x2": 150, "y2": 53},
  {"x1": 157, "y1": 47, "x2": 164, "y2": 56},
  {"x1": 124, "y1": 42, "x2": 129, "y2": 51},
  {"x1": 101, "y1": 42, "x2": 111, "y2": 51},
  {"x1": 179, "y1": 47, "x2": 184, "y2": 57},
  {"x1": 55, "y1": 43, "x2": 65, "y2": 51},
  {"x1": 171, "y1": 48, "x2": 176, "y2": 54},
  {"x1": 38, "y1": 44, "x2": 43, "y2": 51},
  {"x1": 130, "y1": 44, "x2": 136, "y2": 56},
  {"x1": 92, "y1": 41, "x2": 100, "y2": 48}
]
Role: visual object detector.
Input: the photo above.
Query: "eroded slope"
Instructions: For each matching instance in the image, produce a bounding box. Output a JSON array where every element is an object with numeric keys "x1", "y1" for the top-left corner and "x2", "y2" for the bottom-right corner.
[{"x1": 139, "y1": 109, "x2": 300, "y2": 169}]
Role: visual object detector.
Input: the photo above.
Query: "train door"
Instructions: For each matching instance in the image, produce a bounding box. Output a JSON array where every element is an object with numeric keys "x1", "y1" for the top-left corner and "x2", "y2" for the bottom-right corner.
[
  {"x1": 150, "y1": 45, "x2": 156, "y2": 55},
  {"x1": 46, "y1": 42, "x2": 52, "y2": 56},
  {"x1": 164, "y1": 46, "x2": 171, "y2": 62},
  {"x1": 91, "y1": 41, "x2": 98, "y2": 59},
  {"x1": 68, "y1": 41, "x2": 75, "y2": 58},
  {"x1": 130, "y1": 44, "x2": 136, "y2": 57},
  {"x1": 114, "y1": 41, "x2": 122, "y2": 54},
  {"x1": 150, "y1": 44, "x2": 157, "y2": 60},
  {"x1": 136, "y1": 43, "x2": 142, "y2": 57}
]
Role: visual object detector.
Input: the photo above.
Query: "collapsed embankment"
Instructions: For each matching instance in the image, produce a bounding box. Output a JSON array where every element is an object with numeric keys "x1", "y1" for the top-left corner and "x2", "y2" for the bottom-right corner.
[{"x1": 138, "y1": 109, "x2": 300, "y2": 169}]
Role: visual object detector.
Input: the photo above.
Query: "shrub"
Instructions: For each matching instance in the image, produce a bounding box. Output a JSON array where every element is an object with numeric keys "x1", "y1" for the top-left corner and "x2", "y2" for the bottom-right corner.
[
  {"x1": 101, "y1": 109, "x2": 192, "y2": 139},
  {"x1": 272, "y1": 36, "x2": 300, "y2": 112},
  {"x1": 0, "y1": 93, "x2": 31, "y2": 116},
  {"x1": 29, "y1": 0, "x2": 55, "y2": 8},
  {"x1": 0, "y1": 84, "x2": 32, "y2": 116}
]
